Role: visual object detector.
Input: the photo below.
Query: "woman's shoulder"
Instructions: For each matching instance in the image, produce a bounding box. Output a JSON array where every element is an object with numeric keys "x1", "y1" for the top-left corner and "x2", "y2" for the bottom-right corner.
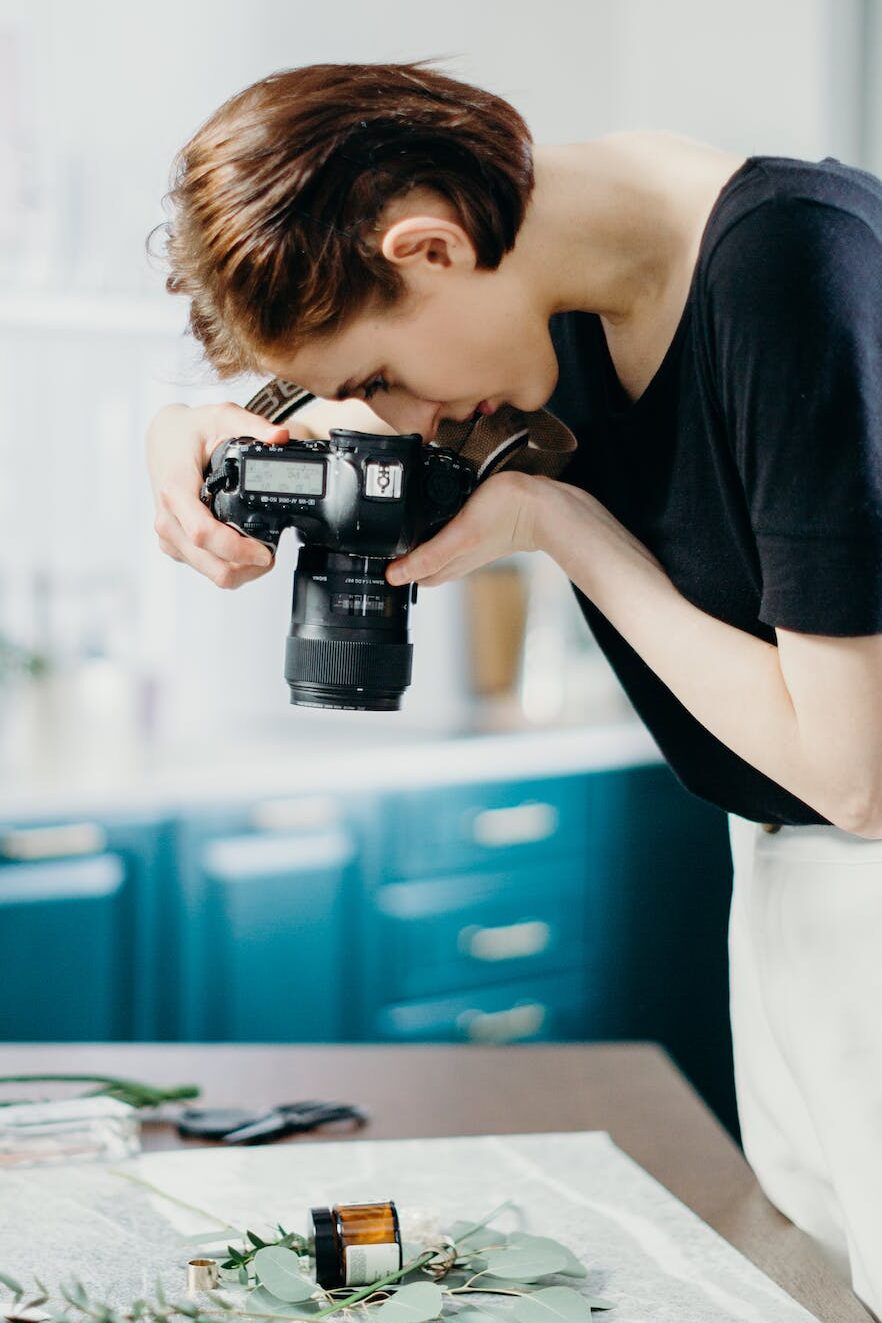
[{"x1": 703, "y1": 155, "x2": 882, "y2": 277}]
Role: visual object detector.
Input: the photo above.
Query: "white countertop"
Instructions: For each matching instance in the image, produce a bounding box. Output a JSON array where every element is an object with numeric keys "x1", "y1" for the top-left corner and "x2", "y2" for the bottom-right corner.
[{"x1": 0, "y1": 716, "x2": 661, "y2": 822}]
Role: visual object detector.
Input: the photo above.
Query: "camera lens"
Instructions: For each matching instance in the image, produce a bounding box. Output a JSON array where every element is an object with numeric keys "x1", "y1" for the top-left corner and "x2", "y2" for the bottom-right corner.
[{"x1": 285, "y1": 545, "x2": 413, "y2": 710}]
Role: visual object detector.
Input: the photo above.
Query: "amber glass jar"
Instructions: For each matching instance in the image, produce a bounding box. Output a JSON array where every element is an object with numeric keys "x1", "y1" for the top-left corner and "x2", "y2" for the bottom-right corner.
[{"x1": 310, "y1": 1201, "x2": 402, "y2": 1288}]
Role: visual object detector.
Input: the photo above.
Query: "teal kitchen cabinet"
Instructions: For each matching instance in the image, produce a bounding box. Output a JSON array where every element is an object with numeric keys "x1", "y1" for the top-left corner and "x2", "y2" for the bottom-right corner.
[
  {"x1": 582, "y1": 762, "x2": 736, "y2": 1133},
  {"x1": 360, "y1": 774, "x2": 600, "y2": 1043},
  {"x1": 0, "y1": 813, "x2": 174, "y2": 1041},
  {"x1": 174, "y1": 796, "x2": 358, "y2": 1042},
  {"x1": 361, "y1": 763, "x2": 735, "y2": 1133},
  {"x1": 0, "y1": 755, "x2": 735, "y2": 1133}
]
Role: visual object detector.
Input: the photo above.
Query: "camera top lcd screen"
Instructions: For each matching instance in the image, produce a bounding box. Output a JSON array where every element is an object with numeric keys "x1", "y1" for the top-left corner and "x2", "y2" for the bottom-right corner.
[{"x1": 244, "y1": 458, "x2": 325, "y2": 496}]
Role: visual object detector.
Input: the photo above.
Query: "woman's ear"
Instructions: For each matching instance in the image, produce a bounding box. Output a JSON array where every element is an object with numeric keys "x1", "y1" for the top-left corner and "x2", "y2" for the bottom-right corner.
[{"x1": 380, "y1": 215, "x2": 476, "y2": 274}]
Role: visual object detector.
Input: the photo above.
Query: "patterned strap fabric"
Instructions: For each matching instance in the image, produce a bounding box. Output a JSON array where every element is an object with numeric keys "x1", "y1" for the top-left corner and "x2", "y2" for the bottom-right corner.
[
  {"x1": 243, "y1": 379, "x2": 578, "y2": 482},
  {"x1": 435, "y1": 404, "x2": 577, "y2": 481}
]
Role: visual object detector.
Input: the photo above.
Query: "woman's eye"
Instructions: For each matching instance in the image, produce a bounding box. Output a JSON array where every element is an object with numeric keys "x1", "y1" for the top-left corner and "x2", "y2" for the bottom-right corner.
[{"x1": 362, "y1": 375, "x2": 390, "y2": 401}]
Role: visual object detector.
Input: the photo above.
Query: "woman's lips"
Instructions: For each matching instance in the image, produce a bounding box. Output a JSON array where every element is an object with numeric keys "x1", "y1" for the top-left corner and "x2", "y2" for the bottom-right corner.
[{"x1": 477, "y1": 399, "x2": 497, "y2": 416}]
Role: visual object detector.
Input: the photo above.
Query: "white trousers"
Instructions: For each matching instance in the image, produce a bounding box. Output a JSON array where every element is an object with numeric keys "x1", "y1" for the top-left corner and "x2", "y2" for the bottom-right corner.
[{"x1": 727, "y1": 812, "x2": 882, "y2": 1316}]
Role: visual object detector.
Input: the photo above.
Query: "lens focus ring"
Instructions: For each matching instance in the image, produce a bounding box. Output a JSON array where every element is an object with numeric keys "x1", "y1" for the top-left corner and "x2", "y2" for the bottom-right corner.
[{"x1": 286, "y1": 635, "x2": 413, "y2": 693}]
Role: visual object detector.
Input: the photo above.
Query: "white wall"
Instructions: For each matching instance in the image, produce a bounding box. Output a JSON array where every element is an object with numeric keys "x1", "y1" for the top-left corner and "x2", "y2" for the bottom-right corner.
[{"x1": 0, "y1": 0, "x2": 870, "y2": 751}]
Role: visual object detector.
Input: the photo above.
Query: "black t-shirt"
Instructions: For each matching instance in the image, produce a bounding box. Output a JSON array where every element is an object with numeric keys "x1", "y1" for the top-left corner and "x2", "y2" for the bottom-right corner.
[{"x1": 547, "y1": 155, "x2": 882, "y2": 826}]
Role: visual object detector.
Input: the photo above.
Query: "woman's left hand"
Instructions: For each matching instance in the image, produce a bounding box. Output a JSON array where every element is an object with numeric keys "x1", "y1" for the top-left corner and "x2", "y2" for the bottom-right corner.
[{"x1": 386, "y1": 471, "x2": 549, "y2": 587}]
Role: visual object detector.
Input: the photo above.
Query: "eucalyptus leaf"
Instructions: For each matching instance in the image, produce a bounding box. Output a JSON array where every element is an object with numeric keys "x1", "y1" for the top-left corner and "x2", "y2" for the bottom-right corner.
[
  {"x1": 68, "y1": 1280, "x2": 89, "y2": 1310},
  {"x1": 507, "y1": 1236, "x2": 587, "y2": 1280},
  {"x1": 0, "y1": 1277, "x2": 23, "y2": 1301},
  {"x1": 458, "y1": 1278, "x2": 527, "y2": 1294},
  {"x1": 450, "y1": 1310, "x2": 495, "y2": 1323},
  {"x1": 245, "y1": 1286, "x2": 316, "y2": 1318},
  {"x1": 448, "y1": 1224, "x2": 506, "y2": 1252},
  {"x1": 511, "y1": 1287, "x2": 595, "y2": 1323},
  {"x1": 429, "y1": 1272, "x2": 471, "y2": 1290},
  {"x1": 480, "y1": 1246, "x2": 570, "y2": 1282},
  {"x1": 373, "y1": 1282, "x2": 443, "y2": 1323},
  {"x1": 251, "y1": 1248, "x2": 316, "y2": 1304}
]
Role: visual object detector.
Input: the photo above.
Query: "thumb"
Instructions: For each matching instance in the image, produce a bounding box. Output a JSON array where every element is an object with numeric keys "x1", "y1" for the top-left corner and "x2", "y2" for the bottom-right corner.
[{"x1": 239, "y1": 412, "x2": 316, "y2": 444}]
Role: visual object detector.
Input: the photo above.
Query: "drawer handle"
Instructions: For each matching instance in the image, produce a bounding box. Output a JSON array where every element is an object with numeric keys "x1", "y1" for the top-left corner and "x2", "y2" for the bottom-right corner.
[
  {"x1": 471, "y1": 802, "x2": 558, "y2": 847},
  {"x1": 459, "y1": 920, "x2": 551, "y2": 962},
  {"x1": 457, "y1": 1001, "x2": 547, "y2": 1043},
  {"x1": 0, "y1": 823, "x2": 107, "y2": 861},
  {"x1": 250, "y1": 795, "x2": 339, "y2": 832}
]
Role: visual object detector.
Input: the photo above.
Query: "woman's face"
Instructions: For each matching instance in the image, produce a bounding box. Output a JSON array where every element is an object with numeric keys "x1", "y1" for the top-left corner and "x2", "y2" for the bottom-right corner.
[{"x1": 263, "y1": 205, "x2": 560, "y2": 441}]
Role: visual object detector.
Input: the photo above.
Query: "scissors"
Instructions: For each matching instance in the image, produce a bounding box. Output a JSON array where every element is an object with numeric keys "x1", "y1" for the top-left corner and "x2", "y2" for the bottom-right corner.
[{"x1": 176, "y1": 1099, "x2": 368, "y2": 1145}]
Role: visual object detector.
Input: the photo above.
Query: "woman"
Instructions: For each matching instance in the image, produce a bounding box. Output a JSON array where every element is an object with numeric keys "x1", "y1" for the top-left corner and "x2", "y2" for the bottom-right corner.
[{"x1": 146, "y1": 63, "x2": 882, "y2": 1309}]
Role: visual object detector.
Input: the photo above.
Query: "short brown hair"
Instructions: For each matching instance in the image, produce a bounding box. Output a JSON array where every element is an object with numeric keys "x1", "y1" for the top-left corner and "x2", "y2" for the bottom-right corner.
[{"x1": 160, "y1": 62, "x2": 535, "y2": 378}]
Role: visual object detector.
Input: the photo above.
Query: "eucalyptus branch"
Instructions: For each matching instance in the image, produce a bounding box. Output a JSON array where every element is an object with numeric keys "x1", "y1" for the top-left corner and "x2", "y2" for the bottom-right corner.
[
  {"x1": 309, "y1": 1202, "x2": 518, "y2": 1320},
  {"x1": 0, "y1": 1196, "x2": 611, "y2": 1323},
  {"x1": 0, "y1": 1075, "x2": 200, "y2": 1110}
]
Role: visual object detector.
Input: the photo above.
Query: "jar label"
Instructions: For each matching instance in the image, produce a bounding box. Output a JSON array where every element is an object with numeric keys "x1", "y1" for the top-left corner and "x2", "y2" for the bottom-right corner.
[{"x1": 344, "y1": 1242, "x2": 400, "y2": 1286}]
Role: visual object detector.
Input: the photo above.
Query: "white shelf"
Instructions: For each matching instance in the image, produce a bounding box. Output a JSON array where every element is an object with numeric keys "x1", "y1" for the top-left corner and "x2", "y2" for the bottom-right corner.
[{"x1": 0, "y1": 292, "x2": 186, "y2": 336}]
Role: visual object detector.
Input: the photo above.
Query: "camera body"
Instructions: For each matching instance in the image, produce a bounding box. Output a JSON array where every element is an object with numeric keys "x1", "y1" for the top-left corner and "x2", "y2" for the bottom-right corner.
[
  {"x1": 203, "y1": 429, "x2": 474, "y2": 556},
  {"x1": 202, "y1": 429, "x2": 476, "y2": 711}
]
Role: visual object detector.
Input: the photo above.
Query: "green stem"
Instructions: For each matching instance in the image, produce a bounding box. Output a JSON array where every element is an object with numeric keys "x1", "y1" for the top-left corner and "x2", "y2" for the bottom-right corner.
[
  {"x1": 311, "y1": 1253, "x2": 436, "y2": 1319},
  {"x1": 447, "y1": 1267, "x2": 525, "y2": 1299},
  {"x1": 108, "y1": 1169, "x2": 233, "y2": 1229},
  {"x1": 0, "y1": 1074, "x2": 200, "y2": 1109}
]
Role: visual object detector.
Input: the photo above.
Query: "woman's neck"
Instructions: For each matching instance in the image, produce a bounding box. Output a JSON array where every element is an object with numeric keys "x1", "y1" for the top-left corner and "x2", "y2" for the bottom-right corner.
[{"x1": 522, "y1": 133, "x2": 746, "y2": 325}]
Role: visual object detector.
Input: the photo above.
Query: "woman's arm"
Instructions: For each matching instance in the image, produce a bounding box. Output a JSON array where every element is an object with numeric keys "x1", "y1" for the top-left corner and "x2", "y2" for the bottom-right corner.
[
  {"x1": 536, "y1": 479, "x2": 882, "y2": 838},
  {"x1": 387, "y1": 471, "x2": 882, "y2": 837}
]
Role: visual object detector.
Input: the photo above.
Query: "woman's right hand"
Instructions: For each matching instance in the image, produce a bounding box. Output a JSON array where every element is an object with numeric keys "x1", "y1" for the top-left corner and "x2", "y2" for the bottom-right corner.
[{"x1": 146, "y1": 401, "x2": 313, "y2": 590}]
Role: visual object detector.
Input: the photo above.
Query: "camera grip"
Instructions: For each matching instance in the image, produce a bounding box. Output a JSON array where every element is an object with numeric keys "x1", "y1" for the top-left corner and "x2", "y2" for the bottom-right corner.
[{"x1": 201, "y1": 438, "x2": 283, "y2": 554}]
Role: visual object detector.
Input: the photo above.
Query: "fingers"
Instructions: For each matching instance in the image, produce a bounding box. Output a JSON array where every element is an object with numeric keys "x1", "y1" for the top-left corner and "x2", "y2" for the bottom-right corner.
[
  {"x1": 156, "y1": 485, "x2": 273, "y2": 570},
  {"x1": 387, "y1": 513, "x2": 477, "y2": 585},
  {"x1": 148, "y1": 401, "x2": 287, "y2": 590},
  {"x1": 211, "y1": 401, "x2": 318, "y2": 446},
  {"x1": 155, "y1": 505, "x2": 272, "y2": 589}
]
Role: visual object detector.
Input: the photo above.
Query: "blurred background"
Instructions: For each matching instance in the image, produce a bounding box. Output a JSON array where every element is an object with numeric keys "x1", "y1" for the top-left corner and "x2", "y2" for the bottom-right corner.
[{"x1": 0, "y1": 0, "x2": 877, "y2": 1137}]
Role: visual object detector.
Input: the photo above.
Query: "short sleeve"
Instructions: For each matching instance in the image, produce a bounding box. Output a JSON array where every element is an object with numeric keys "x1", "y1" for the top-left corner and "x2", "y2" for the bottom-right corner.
[{"x1": 705, "y1": 196, "x2": 882, "y2": 635}]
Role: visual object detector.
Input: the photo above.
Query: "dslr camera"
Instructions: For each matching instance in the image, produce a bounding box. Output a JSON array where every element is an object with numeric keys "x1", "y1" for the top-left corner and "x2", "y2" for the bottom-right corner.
[{"x1": 202, "y1": 429, "x2": 475, "y2": 711}]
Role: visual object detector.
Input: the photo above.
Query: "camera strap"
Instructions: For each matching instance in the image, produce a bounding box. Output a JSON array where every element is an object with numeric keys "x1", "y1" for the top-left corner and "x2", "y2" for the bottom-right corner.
[
  {"x1": 435, "y1": 405, "x2": 577, "y2": 482},
  {"x1": 244, "y1": 378, "x2": 316, "y2": 423},
  {"x1": 244, "y1": 379, "x2": 578, "y2": 483}
]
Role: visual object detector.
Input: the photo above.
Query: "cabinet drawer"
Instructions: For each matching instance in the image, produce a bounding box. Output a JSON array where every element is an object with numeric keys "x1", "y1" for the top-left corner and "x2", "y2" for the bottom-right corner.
[
  {"x1": 374, "y1": 971, "x2": 587, "y2": 1043},
  {"x1": 384, "y1": 777, "x2": 590, "y2": 877},
  {"x1": 375, "y1": 859, "x2": 587, "y2": 1000}
]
